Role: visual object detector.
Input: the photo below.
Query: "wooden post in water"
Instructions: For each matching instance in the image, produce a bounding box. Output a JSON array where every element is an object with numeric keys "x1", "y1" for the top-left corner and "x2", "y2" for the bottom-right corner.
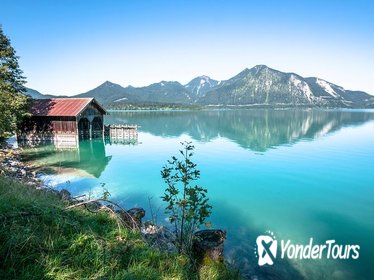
[{"x1": 104, "y1": 124, "x2": 138, "y2": 144}]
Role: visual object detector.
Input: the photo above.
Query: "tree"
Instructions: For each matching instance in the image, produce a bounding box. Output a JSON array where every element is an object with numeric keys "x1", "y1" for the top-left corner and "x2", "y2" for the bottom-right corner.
[
  {"x1": 161, "y1": 141, "x2": 212, "y2": 254},
  {"x1": 0, "y1": 26, "x2": 30, "y2": 139}
]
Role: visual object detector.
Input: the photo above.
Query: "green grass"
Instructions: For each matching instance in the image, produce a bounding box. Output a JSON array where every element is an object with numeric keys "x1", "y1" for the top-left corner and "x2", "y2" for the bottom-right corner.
[{"x1": 0, "y1": 176, "x2": 238, "y2": 280}]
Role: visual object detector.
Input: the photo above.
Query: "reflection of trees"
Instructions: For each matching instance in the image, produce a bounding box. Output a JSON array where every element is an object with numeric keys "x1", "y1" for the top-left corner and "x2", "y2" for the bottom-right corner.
[
  {"x1": 23, "y1": 140, "x2": 111, "y2": 178},
  {"x1": 73, "y1": 140, "x2": 112, "y2": 177},
  {"x1": 106, "y1": 110, "x2": 374, "y2": 152}
]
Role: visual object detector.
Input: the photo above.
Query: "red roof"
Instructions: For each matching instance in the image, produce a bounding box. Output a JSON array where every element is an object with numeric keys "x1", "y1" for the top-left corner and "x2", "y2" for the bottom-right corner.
[{"x1": 32, "y1": 98, "x2": 106, "y2": 117}]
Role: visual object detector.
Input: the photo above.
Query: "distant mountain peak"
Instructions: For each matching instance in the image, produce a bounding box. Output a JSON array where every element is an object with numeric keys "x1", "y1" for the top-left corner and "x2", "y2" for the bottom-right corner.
[
  {"x1": 251, "y1": 65, "x2": 280, "y2": 75},
  {"x1": 236, "y1": 65, "x2": 274, "y2": 77},
  {"x1": 198, "y1": 65, "x2": 373, "y2": 107},
  {"x1": 185, "y1": 75, "x2": 219, "y2": 97},
  {"x1": 25, "y1": 87, "x2": 65, "y2": 99},
  {"x1": 253, "y1": 64, "x2": 269, "y2": 70},
  {"x1": 148, "y1": 81, "x2": 182, "y2": 88},
  {"x1": 198, "y1": 75, "x2": 211, "y2": 80},
  {"x1": 100, "y1": 81, "x2": 120, "y2": 87}
]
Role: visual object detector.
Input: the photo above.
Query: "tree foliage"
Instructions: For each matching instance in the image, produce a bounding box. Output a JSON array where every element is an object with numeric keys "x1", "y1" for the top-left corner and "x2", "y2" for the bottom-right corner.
[
  {"x1": 161, "y1": 141, "x2": 212, "y2": 254},
  {"x1": 0, "y1": 26, "x2": 30, "y2": 138}
]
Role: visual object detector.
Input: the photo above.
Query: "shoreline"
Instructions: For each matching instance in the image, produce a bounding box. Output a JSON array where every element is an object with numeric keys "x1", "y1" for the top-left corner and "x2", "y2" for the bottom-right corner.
[
  {"x1": 0, "y1": 143, "x2": 44, "y2": 189},
  {"x1": 0, "y1": 142, "x2": 174, "y2": 248}
]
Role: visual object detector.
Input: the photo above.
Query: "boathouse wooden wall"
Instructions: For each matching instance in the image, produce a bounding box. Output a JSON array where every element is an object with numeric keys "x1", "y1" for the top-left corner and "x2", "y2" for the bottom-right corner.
[{"x1": 20, "y1": 116, "x2": 77, "y2": 134}]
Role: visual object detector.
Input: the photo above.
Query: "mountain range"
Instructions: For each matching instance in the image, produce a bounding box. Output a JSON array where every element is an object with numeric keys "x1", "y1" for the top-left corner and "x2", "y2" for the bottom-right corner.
[{"x1": 27, "y1": 65, "x2": 374, "y2": 108}]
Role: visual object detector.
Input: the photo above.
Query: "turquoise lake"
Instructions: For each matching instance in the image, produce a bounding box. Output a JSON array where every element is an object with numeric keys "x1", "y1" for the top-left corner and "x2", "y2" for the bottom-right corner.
[{"x1": 22, "y1": 109, "x2": 374, "y2": 280}]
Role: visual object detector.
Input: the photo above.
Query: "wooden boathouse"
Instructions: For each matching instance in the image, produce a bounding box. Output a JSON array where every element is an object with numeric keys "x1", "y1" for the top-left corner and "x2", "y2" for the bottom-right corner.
[{"x1": 18, "y1": 98, "x2": 107, "y2": 147}]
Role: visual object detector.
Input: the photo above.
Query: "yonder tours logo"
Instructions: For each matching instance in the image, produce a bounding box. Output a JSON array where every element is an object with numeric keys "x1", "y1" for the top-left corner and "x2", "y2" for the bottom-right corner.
[
  {"x1": 255, "y1": 231, "x2": 360, "y2": 266},
  {"x1": 255, "y1": 231, "x2": 278, "y2": 266}
]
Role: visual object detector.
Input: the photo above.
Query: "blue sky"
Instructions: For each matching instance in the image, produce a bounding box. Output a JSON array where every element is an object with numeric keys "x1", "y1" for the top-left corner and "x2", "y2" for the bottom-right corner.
[{"x1": 1, "y1": 0, "x2": 373, "y2": 95}]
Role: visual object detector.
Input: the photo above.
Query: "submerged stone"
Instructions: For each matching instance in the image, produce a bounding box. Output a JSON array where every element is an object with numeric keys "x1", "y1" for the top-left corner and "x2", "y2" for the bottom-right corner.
[{"x1": 193, "y1": 229, "x2": 226, "y2": 264}]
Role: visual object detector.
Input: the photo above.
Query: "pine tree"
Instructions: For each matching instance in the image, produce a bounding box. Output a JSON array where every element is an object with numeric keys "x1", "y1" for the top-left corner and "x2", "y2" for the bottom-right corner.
[{"x1": 0, "y1": 25, "x2": 30, "y2": 139}]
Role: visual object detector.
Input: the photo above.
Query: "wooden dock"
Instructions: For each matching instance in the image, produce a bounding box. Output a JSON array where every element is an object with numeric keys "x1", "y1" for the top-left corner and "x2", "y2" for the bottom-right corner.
[{"x1": 104, "y1": 125, "x2": 138, "y2": 144}]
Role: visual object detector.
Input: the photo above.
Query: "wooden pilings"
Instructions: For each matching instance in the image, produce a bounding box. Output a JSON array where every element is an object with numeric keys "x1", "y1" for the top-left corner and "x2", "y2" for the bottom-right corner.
[{"x1": 104, "y1": 125, "x2": 138, "y2": 144}]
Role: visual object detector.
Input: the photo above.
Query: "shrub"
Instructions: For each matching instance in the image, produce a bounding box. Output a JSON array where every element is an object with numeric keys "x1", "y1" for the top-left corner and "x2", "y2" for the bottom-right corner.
[{"x1": 161, "y1": 141, "x2": 212, "y2": 254}]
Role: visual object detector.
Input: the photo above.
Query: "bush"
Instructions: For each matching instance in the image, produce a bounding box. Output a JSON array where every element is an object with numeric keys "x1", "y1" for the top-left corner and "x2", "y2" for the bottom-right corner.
[{"x1": 161, "y1": 141, "x2": 212, "y2": 254}]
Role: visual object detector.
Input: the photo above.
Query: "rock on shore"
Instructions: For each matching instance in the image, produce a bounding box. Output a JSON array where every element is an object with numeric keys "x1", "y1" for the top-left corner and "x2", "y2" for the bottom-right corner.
[{"x1": 0, "y1": 144, "x2": 43, "y2": 188}]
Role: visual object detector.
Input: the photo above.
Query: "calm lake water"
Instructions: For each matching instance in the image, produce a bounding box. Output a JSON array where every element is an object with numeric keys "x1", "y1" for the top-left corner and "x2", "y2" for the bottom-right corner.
[{"x1": 22, "y1": 109, "x2": 374, "y2": 280}]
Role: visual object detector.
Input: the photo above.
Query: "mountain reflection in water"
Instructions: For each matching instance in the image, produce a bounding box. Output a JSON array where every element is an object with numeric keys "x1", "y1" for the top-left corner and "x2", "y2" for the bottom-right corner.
[{"x1": 106, "y1": 109, "x2": 374, "y2": 151}]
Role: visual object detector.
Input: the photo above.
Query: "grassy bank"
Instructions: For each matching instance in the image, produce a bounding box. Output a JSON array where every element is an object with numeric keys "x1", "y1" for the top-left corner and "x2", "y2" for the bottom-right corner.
[{"x1": 0, "y1": 176, "x2": 237, "y2": 280}]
